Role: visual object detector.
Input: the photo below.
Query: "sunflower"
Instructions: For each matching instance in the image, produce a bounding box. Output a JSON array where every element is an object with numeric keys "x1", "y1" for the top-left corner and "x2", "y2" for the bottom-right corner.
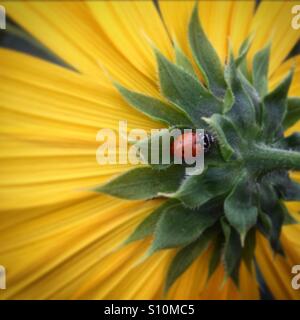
[{"x1": 0, "y1": 0, "x2": 300, "y2": 300}]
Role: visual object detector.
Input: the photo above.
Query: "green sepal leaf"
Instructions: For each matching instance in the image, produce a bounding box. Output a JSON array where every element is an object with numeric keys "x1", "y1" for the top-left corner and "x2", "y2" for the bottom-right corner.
[
  {"x1": 221, "y1": 219, "x2": 242, "y2": 285},
  {"x1": 225, "y1": 50, "x2": 257, "y2": 137},
  {"x1": 203, "y1": 114, "x2": 239, "y2": 161},
  {"x1": 174, "y1": 165, "x2": 239, "y2": 208},
  {"x1": 202, "y1": 140, "x2": 226, "y2": 167},
  {"x1": 150, "y1": 201, "x2": 221, "y2": 252},
  {"x1": 259, "y1": 181, "x2": 285, "y2": 255},
  {"x1": 238, "y1": 71, "x2": 261, "y2": 125},
  {"x1": 224, "y1": 172, "x2": 258, "y2": 244},
  {"x1": 257, "y1": 209, "x2": 273, "y2": 239},
  {"x1": 262, "y1": 69, "x2": 293, "y2": 141},
  {"x1": 284, "y1": 132, "x2": 300, "y2": 152},
  {"x1": 264, "y1": 171, "x2": 300, "y2": 201},
  {"x1": 252, "y1": 44, "x2": 270, "y2": 98},
  {"x1": 272, "y1": 172, "x2": 300, "y2": 201},
  {"x1": 188, "y1": 3, "x2": 226, "y2": 97},
  {"x1": 134, "y1": 129, "x2": 176, "y2": 170},
  {"x1": 164, "y1": 228, "x2": 215, "y2": 292},
  {"x1": 235, "y1": 34, "x2": 253, "y2": 67},
  {"x1": 207, "y1": 234, "x2": 223, "y2": 280},
  {"x1": 174, "y1": 41, "x2": 198, "y2": 79},
  {"x1": 283, "y1": 97, "x2": 300, "y2": 130},
  {"x1": 95, "y1": 165, "x2": 185, "y2": 200},
  {"x1": 239, "y1": 58, "x2": 252, "y2": 81},
  {"x1": 242, "y1": 228, "x2": 256, "y2": 273},
  {"x1": 115, "y1": 83, "x2": 193, "y2": 127},
  {"x1": 223, "y1": 86, "x2": 235, "y2": 113},
  {"x1": 123, "y1": 200, "x2": 178, "y2": 245},
  {"x1": 268, "y1": 202, "x2": 286, "y2": 255},
  {"x1": 154, "y1": 48, "x2": 222, "y2": 126}
]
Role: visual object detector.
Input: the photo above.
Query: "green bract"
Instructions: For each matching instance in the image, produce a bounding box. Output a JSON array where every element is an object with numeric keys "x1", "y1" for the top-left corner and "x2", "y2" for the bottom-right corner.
[{"x1": 96, "y1": 3, "x2": 300, "y2": 291}]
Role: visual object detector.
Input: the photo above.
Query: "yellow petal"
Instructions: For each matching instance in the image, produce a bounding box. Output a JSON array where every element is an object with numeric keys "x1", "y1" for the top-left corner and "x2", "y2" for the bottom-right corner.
[
  {"x1": 166, "y1": 249, "x2": 211, "y2": 299},
  {"x1": 229, "y1": 1, "x2": 255, "y2": 55},
  {"x1": 159, "y1": 0, "x2": 237, "y2": 63},
  {"x1": 285, "y1": 121, "x2": 300, "y2": 138},
  {"x1": 87, "y1": 0, "x2": 173, "y2": 87},
  {"x1": 98, "y1": 250, "x2": 172, "y2": 300},
  {"x1": 158, "y1": 0, "x2": 194, "y2": 55},
  {"x1": 269, "y1": 55, "x2": 300, "y2": 96},
  {"x1": 200, "y1": 262, "x2": 259, "y2": 300},
  {"x1": 201, "y1": 1, "x2": 234, "y2": 63},
  {"x1": 285, "y1": 201, "x2": 300, "y2": 222},
  {"x1": 256, "y1": 232, "x2": 300, "y2": 299},
  {"x1": 165, "y1": 245, "x2": 259, "y2": 299},
  {"x1": 0, "y1": 49, "x2": 158, "y2": 209},
  {"x1": 291, "y1": 171, "x2": 300, "y2": 182},
  {"x1": 249, "y1": 1, "x2": 300, "y2": 76},
  {"x1": 4, "y1": 0, "x2": 157, "y2": 94},
  {"x1": 0, "y1": 198, "x2": 162, "y2": 299},
  {"x1": 59, "y1": 241, "x2": 150, "y2": 300},
  {"x1": 1, "y1": 0, "x2": 299, "y2": 301}
]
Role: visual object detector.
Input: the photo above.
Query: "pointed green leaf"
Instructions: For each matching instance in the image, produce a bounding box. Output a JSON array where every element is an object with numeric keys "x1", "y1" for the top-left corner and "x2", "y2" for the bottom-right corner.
[
  {"x1": 280, "y1": 180, "x2": 300, "y2": 201},
  {"x1": 134, "y1": 129, "x2": 176, "y2": 170},
  {"x1": 262, "y1": 70, "x2": 293, "y2": 141},
  {"x1": 203, "y1": 114, "x2": 238, "y2": 161},
  {"x1": 272, "y1": 172, "x2": 300, "y2": 201},
  {"x1": 252, "y1": 44, "x2": 270, "y2": 97},
  {"x1": 188, "y1": 3, "x2": 226, "y2": 97},
  {"x1": 174, "y1": 42, "x2": 198, "y2": 79},
  {"x1": 174, "y1": 165, "x2": 239, "y2": 208},
  {"x1": 223, "y1": 87, "x2": 235, "y2": 113},
  {"x1": 259, "y1": 181, "x2": 285, "y2": 255},
  {"x1": 224, "y1": 172, "x2": 258, "y2": 244},
  {"x1": 203, "y1": 140, "x2": 226, "y2": 167},
  {"x1": 225, "y1": 50, "x2": 257, "y2": 137},
  {"x1": 239, "y1": 58, "x2": 252, "y2": 81},
  {"x1": 124, "y1": 200, "x2": 179, "y2": 244},
  {"x1": 238, "y1": 70, "x2": 261, "y2": 124},
  {"x1": 165, "y1": 228, "x2": 214, "y2": 292},
  {"x1": 283, "y1": 97, "x2": 300, "y2": 129},
  {"x1": 221, "y1": 219, "x2": 242, "y2": 283},
  {"x1": 267, "y1": 202, "x2": 286, "y2": 255},
  {"x1": 95, "y1": 165, "x2": 185, "y2": 200},
  {"x1": 235, "y1": 34, "x2": 253, "y2": 67},
  {"x1": 115, "y1": 83, "x2": 193, "y2": 127},
  {"x1": 150, "y1": 201, "x2": 221, "y2": 252},
  {"x1": 264, "y1": 171, "x2": 300, "y2": 201},
  {"x1": 154, "y1": 48, "x2": 222, "y2": 126},
  {"x1": 259, "y1": 178, "x2": 278, "y2": 209},
  {"x1": 257, "y1": 209, "x2": 272, "y2": 239},
  {"x1": 242, "y1": 228, "x2": 256, "y2": 273},
  {"x1": 207, "y1": 235, "x2": 223, "y2": 280},
  {"x1": 284, "y1": 132, "x2": 300, "y2": 152}
]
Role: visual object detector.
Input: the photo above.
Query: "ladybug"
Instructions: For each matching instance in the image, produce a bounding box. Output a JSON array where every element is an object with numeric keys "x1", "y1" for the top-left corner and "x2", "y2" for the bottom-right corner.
[{"x1": 171, "y1": 131, "x2": 214, "y2": 160}]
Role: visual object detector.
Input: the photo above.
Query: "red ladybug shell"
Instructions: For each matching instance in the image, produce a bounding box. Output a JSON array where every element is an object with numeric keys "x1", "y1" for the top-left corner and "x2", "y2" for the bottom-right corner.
[{"x1": 171, "y1": 132, "x2": 203, "y2": 159}]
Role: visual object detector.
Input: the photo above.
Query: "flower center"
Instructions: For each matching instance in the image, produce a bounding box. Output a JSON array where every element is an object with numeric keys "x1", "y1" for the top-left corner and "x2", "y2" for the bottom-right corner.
[{"x1": 97, "y1": 3, "x2": 300, "y2": 292}]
